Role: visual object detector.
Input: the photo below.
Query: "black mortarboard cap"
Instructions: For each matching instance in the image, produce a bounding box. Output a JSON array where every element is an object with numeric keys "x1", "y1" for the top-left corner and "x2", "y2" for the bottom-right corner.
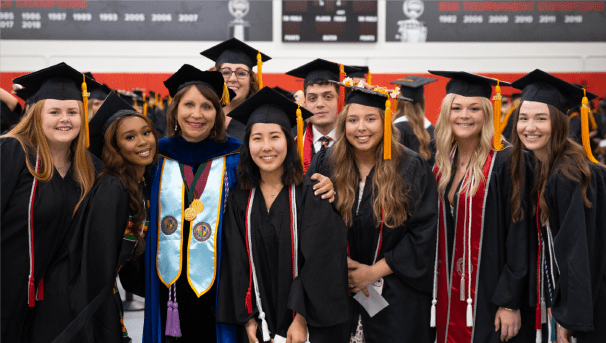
[
  {"x1": 229, "y1": 87, "x2": 313, "y2": 130},
  {"x1": 330, "y1": 81, "x2": 404, "y2": 110},
  {"x1": 116, "y1": 90, "x2": 142, "y2": 107},
  {"x1": 286, "y1": 59, "x2": 361, "y2": 85},
  {"x1": 348, "y1": 66, "x2": 369, "y2": 79},
  {"x1": 84, "y1": 72, "x2": 95, "y2": 81},
  {"x1": 163, "y1": 64, "x2": 235, "y2": 102},
  {"x1": 272, "y1": 86, "x2": 295, "y2": 102},
  {"x1": 14, "y1": 87, "x2": 36, "y2": 105},
  {"x1": 88, "y1": 91, "x2": 138, "y2": 158},
  {"x1": 200, "y1": 38, "x2": 271, "y2": 69},
  {"x1": 13, "y1": 62, "x2": 101, "y2": 103},
  {"x1": 511, "y1": 69, "x2": 597, "y2": 114},
  {"x1": 391, "y1": 75, "x2": 437, "y2": 104},
  {"x1": 90, "y1": 84, "x2": 112, "y2": 101},
  {"x1": 428, "y1": 71, "x2": 510, "y2": 99}
]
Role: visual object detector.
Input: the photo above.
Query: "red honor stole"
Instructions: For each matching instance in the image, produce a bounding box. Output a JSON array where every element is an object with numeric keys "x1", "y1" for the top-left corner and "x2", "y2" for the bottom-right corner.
[
  {"x1": 296, "y1": 122, "x2": 314, "y2": 173},
  {"x1": 432, "y1": 147, "x2": 496, "y2": 343}
]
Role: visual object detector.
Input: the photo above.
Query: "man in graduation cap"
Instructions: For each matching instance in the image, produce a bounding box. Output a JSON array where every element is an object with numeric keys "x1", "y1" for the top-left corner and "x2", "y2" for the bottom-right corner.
[
  {"x1": 216, "y1": 87, "x2": 350, "y2": 343},
  {"x1": 390, "y1": 75, "x2": 438, "y2": 165},
  {"x1": 201, "y1": 37, "x2": 271, "y2": 143},
  {"x1": 285, "y1": 59, "x2": 360, "y2": 172},
  {"x1": 510, "y1": 69, "x2": 606, "y2": 343},
  {"x1": 88, "y1": 83, "x2": 113, "y2": 119},
  {"x1": 428, "y1": 71, "x2": 536, "y2": 343}
]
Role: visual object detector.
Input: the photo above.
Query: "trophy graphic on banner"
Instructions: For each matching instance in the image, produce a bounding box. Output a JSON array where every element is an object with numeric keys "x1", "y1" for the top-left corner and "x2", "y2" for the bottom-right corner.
[
  {"x1": 228, "y1": 0, "x2": 250, "y2": 41},
  {"x1": 396, "y1": 0, "x2": 427, "y2": 43}
]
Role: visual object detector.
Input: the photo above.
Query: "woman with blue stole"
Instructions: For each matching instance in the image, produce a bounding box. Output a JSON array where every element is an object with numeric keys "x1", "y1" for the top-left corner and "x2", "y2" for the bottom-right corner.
[
  {"x1": 142, "y1": 65, "x2": 241, "y2": 343},
  {"x1": 216, "y1": 87, "x2": 350, "y2": 343}
]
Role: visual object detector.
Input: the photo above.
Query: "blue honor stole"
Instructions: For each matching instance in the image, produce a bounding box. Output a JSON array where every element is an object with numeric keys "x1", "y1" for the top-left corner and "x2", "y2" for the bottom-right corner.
[{"x1": 156, "y1": 156, "x2": 226, "y2": 297}]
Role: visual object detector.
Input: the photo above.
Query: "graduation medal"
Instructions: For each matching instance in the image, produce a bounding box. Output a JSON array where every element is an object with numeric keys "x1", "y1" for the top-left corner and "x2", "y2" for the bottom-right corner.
[{"x1": 157, "y1": 156, "x2": 226, "y2": 297}]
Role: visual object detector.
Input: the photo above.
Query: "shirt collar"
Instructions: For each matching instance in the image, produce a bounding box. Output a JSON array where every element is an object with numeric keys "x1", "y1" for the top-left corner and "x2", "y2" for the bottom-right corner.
[{"x1": 312, "y1": 125, "x2": 337, "y2": 143}]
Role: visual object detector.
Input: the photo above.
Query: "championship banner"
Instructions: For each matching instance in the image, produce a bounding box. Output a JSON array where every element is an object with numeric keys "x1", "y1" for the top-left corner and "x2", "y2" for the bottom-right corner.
[
  {"x1": 0, "y1": 0, "x2": 272, "y2": 41},
  {"x1": 386, "y1": 0, "x2": 606, "y2": 42}
]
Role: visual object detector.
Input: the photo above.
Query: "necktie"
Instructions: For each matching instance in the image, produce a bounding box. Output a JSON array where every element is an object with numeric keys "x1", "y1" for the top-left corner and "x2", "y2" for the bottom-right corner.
[{"x1": 319, "y1": 136, "x2": 331, "y2": 150}]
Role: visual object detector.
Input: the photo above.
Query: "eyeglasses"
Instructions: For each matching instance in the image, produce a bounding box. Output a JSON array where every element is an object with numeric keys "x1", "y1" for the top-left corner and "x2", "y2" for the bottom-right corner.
[{"x1": 219, "y1": 68, "x2": 250, "y2": 79}]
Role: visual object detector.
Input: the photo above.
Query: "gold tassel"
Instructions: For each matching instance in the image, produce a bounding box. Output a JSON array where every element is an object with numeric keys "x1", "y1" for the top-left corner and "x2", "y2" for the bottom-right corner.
[
  {"x1": 581, "y1": 89, "x2": 599, "y2": 163},
  {"x1": 154, "y1": 92, "x2": 159, "y2": 107},
  {"x1": 142, "y1": 94, "x2": 148, "y2": 117},
  {"x1": 366, "y1": 70, "x2": 372, "y2": 85},
  {"x1": 384, "y1": 99, "x2": 392, "y2": 160},
  {"x1": 492, "y1": 80, "x2": 503, "y2": 151},
  {"x1": 296, "y1": 105, "x2": 304, "y2": 168},
  {"x1": 338, "y1": 64, "x2": 345, "y2": 112},
  {"x1": 501, "y1": 105, "x2": 517, "y2": 132},
  {"x1": 221, "y1": 82, "x2": 231, "y2": 106},
  {"x1": 297, "y1": 105, "x2": 305, "y2": 168},
  {"x1": 159, "y1": 97, "x2": 164, "y2": 110},
  {"x1": 257, "y1": 51, "x2": 263, "y2": 89},
  {"x1": 81, "y1": 74, "x2": 90, "y2": 148},
  {"x1": 168, "y1": 96, "x2": 173, "y2": 105},
  {"x1": 134, "y1": 99, "x2": 138, "y2": 109},
  {"x1": 392, "y1": 98, "x2": 398, "y2": 115}
]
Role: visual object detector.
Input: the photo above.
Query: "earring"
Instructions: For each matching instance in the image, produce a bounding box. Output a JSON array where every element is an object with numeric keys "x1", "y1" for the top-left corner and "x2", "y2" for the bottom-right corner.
[{"x1": 175, "y1": 124, "x2": 178, "y2": 131}]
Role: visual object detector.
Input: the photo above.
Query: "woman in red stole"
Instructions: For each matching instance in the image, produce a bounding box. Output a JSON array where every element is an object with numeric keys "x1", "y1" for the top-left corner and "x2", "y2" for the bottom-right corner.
[{"x1": 430, "y1": 71, "x2": 535, "y2": 343}]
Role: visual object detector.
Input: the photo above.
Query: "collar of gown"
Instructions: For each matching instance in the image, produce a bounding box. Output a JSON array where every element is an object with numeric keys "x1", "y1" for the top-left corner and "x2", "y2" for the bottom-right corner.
[{"x1": 159, "y1": 135, "x2": 241, "y2": 166}]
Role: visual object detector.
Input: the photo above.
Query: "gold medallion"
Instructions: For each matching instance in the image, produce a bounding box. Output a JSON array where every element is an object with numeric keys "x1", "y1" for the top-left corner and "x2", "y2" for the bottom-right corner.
[
  {"x1": 184, "y1": 207, "x2": 197, "y2": 221},
  {"x1": 191, "y1": 199, "x2": 204, "y2": 213}
]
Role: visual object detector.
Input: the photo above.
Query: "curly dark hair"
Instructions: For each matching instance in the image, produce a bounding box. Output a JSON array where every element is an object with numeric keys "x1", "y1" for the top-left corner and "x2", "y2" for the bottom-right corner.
[
  {"x1": 101, "y1": 114, "x2": 159, "y2": 256},
  {"x1": 237, "y1": 125, "x2": 304, "y2": 189}
]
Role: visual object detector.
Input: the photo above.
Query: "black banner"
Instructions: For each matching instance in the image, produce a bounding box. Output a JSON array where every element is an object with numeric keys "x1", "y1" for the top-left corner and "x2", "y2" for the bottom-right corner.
[
  {"x1": 385, "y1": 0, "x2": 606, "y2": 42},
  {"x1": 282, "y1": 0, "x2": 377, "y2": 42},
  {"x1": 0, "y1": 0, "x2": 273, "y2": 41}
]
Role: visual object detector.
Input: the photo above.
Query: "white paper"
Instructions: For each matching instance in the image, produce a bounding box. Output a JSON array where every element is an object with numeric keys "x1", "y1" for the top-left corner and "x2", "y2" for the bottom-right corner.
[
  {"x1": 273, "y1": 332, "x2": 310, "y2": 343},
  {"x1": 353, "y1": 285, "x2": 389, "y2": 317}
]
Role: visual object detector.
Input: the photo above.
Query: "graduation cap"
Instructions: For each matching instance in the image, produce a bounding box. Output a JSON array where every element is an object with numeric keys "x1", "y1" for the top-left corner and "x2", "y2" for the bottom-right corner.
[
  {"x1": 428, "y1": 71, "x2": 510, "y2": 99},
  {"x1": 116, "y1": 90, "x2": 142, "y2": 108},
  {"x1": 429, "y1": 71, "x2": 512, "y2": 150},
  {"x1": 511, "y1": 69, "x2": 599, "y2": 162},
  {"x1": 390, "y1": 75, "x2": 437, "y2": 104},
  {"x1": 13, "y1": 86, "x2": 36, "y2": 105},
  {"x1": 163, "y1": 64, "x2": 234, "y2": 106},
  {"x1": 286, "y1": 59, "x2": 360, "y2": 86},
  {"x1": 12, "y1": 62, "x2": 102, "y2": 147},
  {"x1": 348, "y1": 65, "x2": 371, "y2": 84},
  {"x1": 272, "y1": 86, "x2": 295, "y2": 102},
  {"x1": 200, "y1": 38, "x2": 271, "y2": 88},
  {"x1": 83, "y1": 72, "x2": 96, "y2": 81},
  {"x1": 229, "y1": 87, "x2": 313, "y2": 165},
  {"x1": 88, "y1": 91, "x2": 139, "y2": 158},
  {"x1": 90, "y1": 84, "x2": 112, "y2": 101}
]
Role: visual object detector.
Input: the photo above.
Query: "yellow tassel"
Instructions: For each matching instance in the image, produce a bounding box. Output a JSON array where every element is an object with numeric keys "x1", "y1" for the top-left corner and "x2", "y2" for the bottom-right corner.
[
  {"x1": 384, "y1": 99, "x2": 392, "y2": 160},
  {"x1": 366, "y1": 70, "x2": 372, "y2": 85},
  {"x1": 297, "y1": 105, "x2": 304, "y2": 167},
  {"x1": 492, "y1": 80, "x2": 503, "y2": 151},
  {"x1": 81, "y1": 74, "x2": 90, "y2": 148},
  {"x1": 154, "y1": 92, "x2": 159, "y2": 107},
  {"x1": 392, "y1": 98, "x2": 398, "y2": 115},
  {"x1": 222, "y1": 82, "x2": 231, "y2": 106},
  {"x1": 142, "y1": 94, "x2": 148, "y2": 117},
  {"x1": 169, "y1": 96, "x2": 173, "y2": 105},
  {"x1": 581, "y1": 89, "x2": 599, "y2": 163},
  {"x1": 338, "y1": 64, "x2": 345, "y2": 112},
  {"x1": 501, "y1": 105, "x2": 517, "y2": 132},
  {"x1": 159, "y1": 97, "x2": 164, "y2": 110},
  {"x1": 257, "y1": 51, "x2": 263, "y2": 89},
  {"x1": 134, "y1": 99, "x2": 138, "y2": 109}
]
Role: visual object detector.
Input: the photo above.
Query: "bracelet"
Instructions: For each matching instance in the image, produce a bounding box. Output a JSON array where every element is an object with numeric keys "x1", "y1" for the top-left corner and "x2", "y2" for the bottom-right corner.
[{"x1": 502, "y1": 307, "x2": 515, "y2": 312}]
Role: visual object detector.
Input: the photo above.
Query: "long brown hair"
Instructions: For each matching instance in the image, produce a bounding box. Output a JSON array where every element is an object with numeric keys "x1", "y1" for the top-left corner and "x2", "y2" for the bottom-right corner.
[
  {"x1": 165, "y1": 84, "x2": 227, "y2": 142},
  {"x1": 209, "y1": 64, "x2": 259, "y2": 99},
  {"x1": 3, "y1": 99, "x2": 96, "y2": 213},
  {"x1": 394, "y1": 99, "x2": 432, "y2": 161},
  {"x1": 101, "y1": 114, "x2": 159, "y2": 255},
  {"x1": 510, "y1": 103, "x2": 594, "y2": 224},
  {"x1": 330, "y1": 104, "x2": 410, "y2": 228},
  {"x1": 434, "y1": 94, "x2": 495, "y2": 196}
]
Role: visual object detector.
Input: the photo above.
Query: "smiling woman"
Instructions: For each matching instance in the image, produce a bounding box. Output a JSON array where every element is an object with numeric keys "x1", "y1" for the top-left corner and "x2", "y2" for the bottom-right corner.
[
  {"x1": 142, "y1": 64, "x2": 243, "y2": 343},
  {"x1": 0, "y1": 62, "x2": 101, "y2": 343}
]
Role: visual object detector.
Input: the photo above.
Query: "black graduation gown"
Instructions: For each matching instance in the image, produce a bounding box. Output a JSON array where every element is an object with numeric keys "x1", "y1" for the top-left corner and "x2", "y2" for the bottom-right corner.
[
  {"x1": 0, "y1": 137, "x2": 100, "y2": 343},
  {"x1": 226, "y1": 117, "x2": 247, "y2": 143},
  {"x1": 29, "y1": 174, "x2": 135, "y2": 343},
  {"x1": 542, "y1": 162, "x2": 606, "y2": 342},
  {"x1": 1, "y1": 100, "x2": 22, "y2": 132},
  {"x1": 308, "y1": 147, "x2": 438, "y2": 343},
  {"x1": 394, "y1": 121, "x2": 436, "y2": 166},
  {"x1": 441, "y1": 148, "x2": 535, "y2": 343},
  {"x1": 217, "y1": 180, "x2": 350, "y2": 343},
  {"x1": 501, "y1": 113, "x2": 516, "y2": 144}
]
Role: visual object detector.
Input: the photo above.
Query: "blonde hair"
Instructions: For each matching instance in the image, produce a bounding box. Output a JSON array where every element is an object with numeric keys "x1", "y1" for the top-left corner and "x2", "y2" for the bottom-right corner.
[
  {"x1": 394, "y1": 99, "x2": 432, "y2": 161},
  {"x1": 3, "y1": 99, "x2": 96, "y2": 213},
  {"x1": 330, "y1": 104, "x2": 410, "y2": 228},
  {"x1": 434, "y1": 93, "x2": 495, "y2": 196}
]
